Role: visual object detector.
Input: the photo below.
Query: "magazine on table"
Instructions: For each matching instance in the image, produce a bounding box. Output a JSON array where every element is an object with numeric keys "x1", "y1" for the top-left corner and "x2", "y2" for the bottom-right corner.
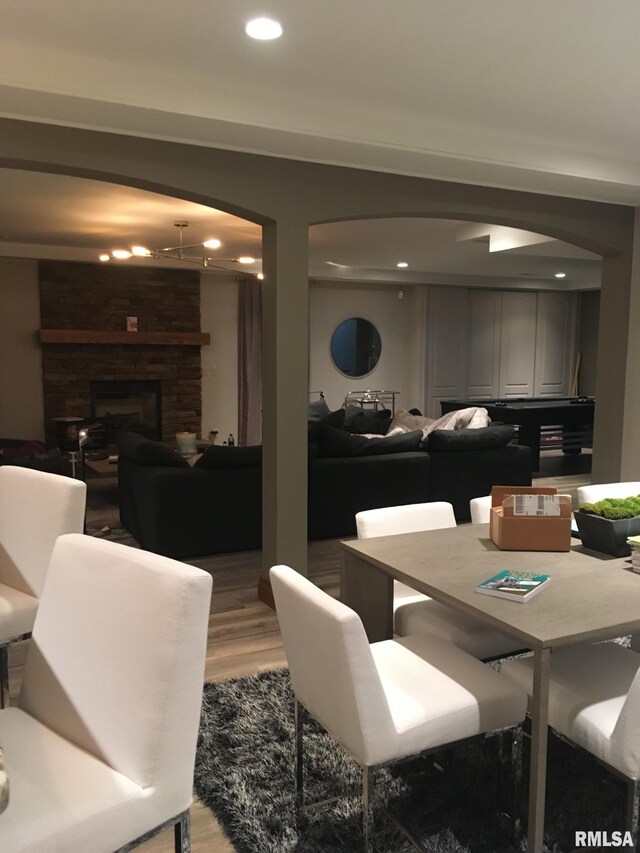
[{"x1": 476, "y1": 570, "x2": 550, "y2": 602}]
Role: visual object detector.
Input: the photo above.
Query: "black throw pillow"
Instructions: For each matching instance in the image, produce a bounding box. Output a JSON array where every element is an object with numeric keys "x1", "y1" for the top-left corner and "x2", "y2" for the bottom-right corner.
[
  {"x1": 308, "y1": 406, "x2": 346, "y2": 443},
  {"x1": 344, "y1": 405, "x2": 392, "y2": 435},
  {"x1": 424, "y1": 424, "x2": 515, "y2": 452},
  {"x1": 195, "y1": 445, "x2": 263, "y2": 469},
  {"x1": 308, "y1": 398, "x2": 331, "y2": 422}
]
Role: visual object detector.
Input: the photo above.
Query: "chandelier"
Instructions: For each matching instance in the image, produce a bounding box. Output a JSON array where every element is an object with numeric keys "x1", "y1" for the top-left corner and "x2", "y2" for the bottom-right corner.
[{"x1": 99, "y1": 220, "x2": 262, "y2": 277}]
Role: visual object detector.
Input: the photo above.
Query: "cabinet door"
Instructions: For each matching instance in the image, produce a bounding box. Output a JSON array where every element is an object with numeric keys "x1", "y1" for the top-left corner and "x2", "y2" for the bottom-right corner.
[
  {"x1": 426, "y1": 287, "x2": 468, "y2": 416},
  {"x1": 466, "y1": 290, "x2": 502, "y2": 399},
  {"x1": 499, "y1": 292, "x2": 537, "y2": 397},
  {"x1": 534, "y1": 291, "x2": 577, "y2": 397}
]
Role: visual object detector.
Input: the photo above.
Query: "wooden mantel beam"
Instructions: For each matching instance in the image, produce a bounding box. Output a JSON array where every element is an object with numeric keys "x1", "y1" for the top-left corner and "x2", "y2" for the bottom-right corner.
[{"x1": 39, "y1": 330, "x2": 210, "y2": 346}]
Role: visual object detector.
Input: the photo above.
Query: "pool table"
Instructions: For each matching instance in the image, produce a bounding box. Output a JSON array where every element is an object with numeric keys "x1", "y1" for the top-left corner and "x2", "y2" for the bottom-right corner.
[{"x1": 440, "y1": 396, "x2": 594, "y2": 470}]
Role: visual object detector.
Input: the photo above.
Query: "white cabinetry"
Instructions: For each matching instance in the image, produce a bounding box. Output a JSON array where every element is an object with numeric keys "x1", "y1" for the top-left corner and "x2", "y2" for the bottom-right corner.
[
  {"x1": 498, "y1": 291, "x2": 538, "y2": 397},
  {"x1": 425, "y1": 287, "x2": 577, "y2": 416},
  {"x1": 426, "y1": 287, "x2": 468, "y2": 417}
]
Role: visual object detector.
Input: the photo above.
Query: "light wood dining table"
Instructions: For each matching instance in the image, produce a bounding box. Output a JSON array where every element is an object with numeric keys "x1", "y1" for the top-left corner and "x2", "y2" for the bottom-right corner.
[{"x1": 341, "y1": 523, "x2": 640, "y2": 853}]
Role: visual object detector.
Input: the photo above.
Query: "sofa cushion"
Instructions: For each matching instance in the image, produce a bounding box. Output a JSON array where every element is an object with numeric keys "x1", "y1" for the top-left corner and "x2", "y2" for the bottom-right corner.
[
  {"x1": 195, "y1": 445, "x2": 262, "y2": 469},
  {"x1": 318, "y1": 424, "x2": 423, "y2": 457},
  {"x1": 116, "y1": 431, "x2": 189, "y2": 468},
  {"x1": 424, "y1": 424, "x2": 515, "y2": 452},
  {"x1": 344, "y1": 405, "x2": 392, "y2": 435}
]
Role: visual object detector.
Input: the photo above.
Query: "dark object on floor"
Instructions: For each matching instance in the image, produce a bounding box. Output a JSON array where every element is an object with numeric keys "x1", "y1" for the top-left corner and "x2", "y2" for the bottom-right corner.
[
  {"x1": 194, "y1": 669, "x2": 626, "y2": 853},
  {"x1": 0, "y1": 438, "x2": 70, "y2": 475}
]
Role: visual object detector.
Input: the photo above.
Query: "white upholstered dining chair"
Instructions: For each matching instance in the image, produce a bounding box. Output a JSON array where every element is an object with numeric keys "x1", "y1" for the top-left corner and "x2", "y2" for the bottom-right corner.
[
  {"x1": 470, "y1": 494, "x2": 492, "y2": 524},
  {"x1": 270, "y1": 564, "x2": 528, "y2": 851},
  {"x1": 355, "y1": 502, "x2": 520, "y2": 660},
  {"x1": 577, "y1": 481, "x2": 640, "y2": 506},
  {"x1": 0, "y1": 533, "x2": 212, "y2": 853},
  {"x1": 0, "y1": 466, "x2": 86, "y2": 707},
  {"x1": 501, "y1": 642, "x2": 640, "y2": 847}
]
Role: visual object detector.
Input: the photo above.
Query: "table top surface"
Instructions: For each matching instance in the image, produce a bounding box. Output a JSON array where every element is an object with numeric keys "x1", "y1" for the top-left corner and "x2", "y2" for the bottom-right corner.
[
  {"x1": 443, "y1": 397, "x2": 594, "y2": 411},
  {"x1": 342, "y1": 524, "x2": 640, "y2": 649}
]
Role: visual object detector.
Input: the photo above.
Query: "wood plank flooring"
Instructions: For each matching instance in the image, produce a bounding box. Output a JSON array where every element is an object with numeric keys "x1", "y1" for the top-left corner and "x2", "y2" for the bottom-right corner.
[{"x1": 7, "y1": 457, "x2": 590, "y2": 852}]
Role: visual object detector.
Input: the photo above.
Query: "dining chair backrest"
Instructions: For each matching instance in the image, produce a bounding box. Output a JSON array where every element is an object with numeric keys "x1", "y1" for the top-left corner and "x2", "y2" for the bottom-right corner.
[
  {"x1": 0, "y1": 467, "x2": 86, "y2": 598},
  {"x1": 355, "y1": 502, "x2": 456, "y2": 539},
  {"x1": 19, "y1": 533, "x2": 212, "y2": 796},
  {"x1": 577, "y1": 482, "x2": 640, "y2": 507},
  {"x1": 270, "y1": 564, "x2": 395, "y2": 764},
  {"x1": 470, "y1": 495, "x2": 492, "y2": 525},
  {"x1": 610, "y1": 666, "x2": 640, "y2": 778}
]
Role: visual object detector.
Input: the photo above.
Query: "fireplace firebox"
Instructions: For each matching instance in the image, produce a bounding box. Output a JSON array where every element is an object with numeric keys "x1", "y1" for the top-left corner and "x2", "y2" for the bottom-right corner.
[{"x1": 91, "y1": 380, "x2": 162, "y2": 441}]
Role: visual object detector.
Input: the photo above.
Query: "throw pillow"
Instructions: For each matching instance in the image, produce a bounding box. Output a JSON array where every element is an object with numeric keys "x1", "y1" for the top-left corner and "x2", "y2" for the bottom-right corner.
[
  {"x1": 386, "y1": 409, "x2": 436, "y2": 439},
  {"x1": 308, "y1": 406, "x2": 346, "y2": 443},
  {"x1": 318, "y1": 424, "x2": 422, "y2": 457},
  {"x1": 308, "y1": 398, "x2": 331, "y2": 422},
  {"x1": 195, "y1": 445, "x2": 262, "y2": 469},
  {"x1": 424, "y1": 424, "x2": 515, "y2": 451},
  {"x1": 344, "y1": 405, "x2": 392, "y2": 435}
]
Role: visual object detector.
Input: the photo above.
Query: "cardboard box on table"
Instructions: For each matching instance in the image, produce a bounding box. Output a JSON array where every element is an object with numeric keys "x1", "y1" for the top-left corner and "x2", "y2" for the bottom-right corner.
[{"x1": 489, "y1": 486, "x2": 572, "y2": 552}]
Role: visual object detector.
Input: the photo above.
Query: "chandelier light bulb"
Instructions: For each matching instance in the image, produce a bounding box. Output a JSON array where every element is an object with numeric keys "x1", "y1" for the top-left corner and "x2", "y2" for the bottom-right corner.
[
  {"x1": 203, "y1": 238, "x2": 222, "y2": 250},
  {"x1": 245, "y1": 17, "x2": 283, "y2": 40},
  {"x1": 112, "y1": 249, "x2": 132, "y2": 260},
  {"x1": 131, "y1": 245, "x2": 151, "y2": 257},
  {"x1": 238, "y1": 256, "x2": 256, "y2": 264}
]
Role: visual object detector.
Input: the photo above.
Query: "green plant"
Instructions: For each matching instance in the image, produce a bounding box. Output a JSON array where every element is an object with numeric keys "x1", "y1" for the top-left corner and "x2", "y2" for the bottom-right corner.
[{"x1": 579, "y1": 495, "x2": 640, "y2": 520}]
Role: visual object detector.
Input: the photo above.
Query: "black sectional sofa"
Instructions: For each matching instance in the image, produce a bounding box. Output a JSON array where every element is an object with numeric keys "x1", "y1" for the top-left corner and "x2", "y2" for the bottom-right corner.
[{"x1": 116, "y1": 416, "x2": 533, "y2": 559}]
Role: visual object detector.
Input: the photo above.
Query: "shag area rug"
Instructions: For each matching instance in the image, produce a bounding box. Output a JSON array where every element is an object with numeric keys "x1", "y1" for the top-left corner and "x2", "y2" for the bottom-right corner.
[{"x1": 195, "y1": 669, "x2": 627, "y2": 852}]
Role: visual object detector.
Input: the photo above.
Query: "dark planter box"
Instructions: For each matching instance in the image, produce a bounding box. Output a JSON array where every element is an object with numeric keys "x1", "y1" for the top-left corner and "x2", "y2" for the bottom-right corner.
[{"x1": 574, "y1": 511, "x2": 640, "y2": 557}]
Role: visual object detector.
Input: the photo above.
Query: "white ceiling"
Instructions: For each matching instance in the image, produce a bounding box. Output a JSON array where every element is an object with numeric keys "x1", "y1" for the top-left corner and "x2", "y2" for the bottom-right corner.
[
  {"x1": 0, "y1": 1, "x2": 623, "y2": 287},
  {"x1": 0, "y1": 169, "x2": 601, "y2": 288}
]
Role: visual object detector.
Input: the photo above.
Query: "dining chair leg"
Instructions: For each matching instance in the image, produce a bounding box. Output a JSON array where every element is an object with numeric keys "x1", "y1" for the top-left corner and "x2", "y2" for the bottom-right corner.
[
  {"x1": 174, "y1": 810, "x2": 191, "y2": 853},
  {"x1": 511, "y1": 725, "x2": 523, "y2": 841},
  {"x1": 0, "y1": 645, "x2": 9, "y2": 709},
  {"x1": 362, "y1": 765, "x2": 374, "y2": 853},
  {"x1": 627, "y1": 778, "x2": 639, "y2": 850},
  {"x1": 294, "y1": 699, "x2": 304, "y2": 813}
]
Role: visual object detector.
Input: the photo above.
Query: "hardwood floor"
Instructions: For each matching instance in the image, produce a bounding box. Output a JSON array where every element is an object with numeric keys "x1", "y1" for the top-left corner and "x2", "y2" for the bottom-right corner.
[{"x1": 7, "y1": 455, "x2": 591, "y2": 852}]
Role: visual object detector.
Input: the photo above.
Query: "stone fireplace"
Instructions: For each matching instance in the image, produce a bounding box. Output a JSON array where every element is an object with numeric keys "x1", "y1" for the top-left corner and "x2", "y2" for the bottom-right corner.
[{"x1": 38, "y1": 261, "x2": 207, "y2": 445}]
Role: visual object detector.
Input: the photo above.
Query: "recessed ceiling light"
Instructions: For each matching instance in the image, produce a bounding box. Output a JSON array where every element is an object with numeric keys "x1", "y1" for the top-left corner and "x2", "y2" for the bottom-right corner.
[
  {"x1": 203, "y1": 238, "x2": 222, "y2": 250},
  {"x1": 397, "y1": 262, "x2": 408, "y2": 268},
  {"x1": 99, "y1": 254, "x2": 110, "y2": 262},
  {"x1": 112, "y1": 249, "x2": 132, "y2": 260},
  {"x1": 555, "y1": 272, "x2": 566, "y2": 279},
  {"x1": 257, "y1": 273, "x2": 264, "y2": 281},
  {"x1": 245, "y1": 17, "x2": 283, "y2": 40}
]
